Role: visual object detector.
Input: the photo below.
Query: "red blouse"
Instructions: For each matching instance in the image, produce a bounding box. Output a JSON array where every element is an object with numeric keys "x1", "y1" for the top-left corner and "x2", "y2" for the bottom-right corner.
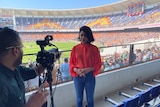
[{"x1": 70, "y1": 43, "x2": 102, "y2": 77}]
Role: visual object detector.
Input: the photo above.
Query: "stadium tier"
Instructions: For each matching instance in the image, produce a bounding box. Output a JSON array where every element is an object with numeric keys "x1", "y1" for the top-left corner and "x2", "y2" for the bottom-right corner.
[{"x1": 0, "y1": 4, "x2": 160, "y2": 31}]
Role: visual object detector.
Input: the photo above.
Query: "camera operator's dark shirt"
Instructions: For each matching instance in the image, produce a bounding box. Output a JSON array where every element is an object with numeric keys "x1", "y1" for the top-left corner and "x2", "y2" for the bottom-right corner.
[{"x1": 0, "y1": 63, "x2": 37, "y2": 107}]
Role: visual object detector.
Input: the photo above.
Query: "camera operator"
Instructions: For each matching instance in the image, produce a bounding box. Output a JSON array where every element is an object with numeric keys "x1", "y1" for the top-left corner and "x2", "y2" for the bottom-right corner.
[{"x1": 0, "y1": 27, "x2": 49, "y2": 107}]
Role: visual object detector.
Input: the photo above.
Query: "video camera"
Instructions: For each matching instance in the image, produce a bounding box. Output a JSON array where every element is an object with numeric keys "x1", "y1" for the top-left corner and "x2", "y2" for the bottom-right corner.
[{"x1": 36, "y1": 35, "x2": 60, "y2": 67}]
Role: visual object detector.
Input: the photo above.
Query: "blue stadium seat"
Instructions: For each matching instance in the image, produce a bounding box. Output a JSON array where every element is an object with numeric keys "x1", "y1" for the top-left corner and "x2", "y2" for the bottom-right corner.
[
  {"x1": 148, "y1": 85, "x2": 160, "y2": 106},
  {"x1": 150, "y1": 84, "x2": 160, "y2": 99},
  {"x1": 138, "y1": 89, "x2": 152, "y2": 106},
  {"x1": 123, "y1": 96, "x2": 140, "y2": 107}
]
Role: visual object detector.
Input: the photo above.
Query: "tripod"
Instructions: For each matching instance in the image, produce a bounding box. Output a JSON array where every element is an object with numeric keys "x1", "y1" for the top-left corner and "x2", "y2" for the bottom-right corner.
[
  {"x1": 40, "y1": 64, "x2": 55, "y2": 107},
  {"x1": 36, "y1": 35, "x2": 61, "y2": 107}
]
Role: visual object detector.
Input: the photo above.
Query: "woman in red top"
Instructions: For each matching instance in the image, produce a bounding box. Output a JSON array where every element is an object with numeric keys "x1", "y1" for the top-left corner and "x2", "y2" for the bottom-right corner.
[{"x1": 70, "y1": 26, "x2": 102, "y2": 107}]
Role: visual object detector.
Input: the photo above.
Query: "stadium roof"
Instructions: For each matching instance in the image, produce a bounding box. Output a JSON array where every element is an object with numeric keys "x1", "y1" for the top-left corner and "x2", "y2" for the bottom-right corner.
[{"x1": 0, "y1": 0, "x2": 159, "y2": 17}]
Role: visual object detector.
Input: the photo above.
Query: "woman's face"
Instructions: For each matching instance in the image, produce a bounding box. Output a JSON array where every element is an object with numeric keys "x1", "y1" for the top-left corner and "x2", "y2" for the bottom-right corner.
[{"x1": 79, "y1": 30, "x2": 89, "y2": 44}]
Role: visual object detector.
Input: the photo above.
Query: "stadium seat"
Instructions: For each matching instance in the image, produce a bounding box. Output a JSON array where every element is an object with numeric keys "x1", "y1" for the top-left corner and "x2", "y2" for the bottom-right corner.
[
  {"x1": 150, "y1": 84, "x2": 160, "y2": 99},
  {"x1": 149, "y1": 84, "x2": 160, "y2": 106},
  {"x1": 138, "y1": 89, "x2": 152, "y2": 106},
  {"x1": 123, "y1": 96, "x2": 140, "y2": 107}
]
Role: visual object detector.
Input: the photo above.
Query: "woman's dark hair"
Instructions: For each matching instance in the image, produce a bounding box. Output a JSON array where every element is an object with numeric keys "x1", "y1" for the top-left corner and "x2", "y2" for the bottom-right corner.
[
  {"x1": 0, "y1": 27, "x2": 20, "y2": 55},
  {"x1": 78, "y1": 26, "x2": 95, "y2": 43}
]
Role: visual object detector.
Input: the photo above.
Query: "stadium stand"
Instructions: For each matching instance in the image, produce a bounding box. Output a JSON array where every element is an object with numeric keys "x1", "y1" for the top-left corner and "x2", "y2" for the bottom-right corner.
[{"x1": 11, "y1": 5, "x2": 160, "y2": 31}]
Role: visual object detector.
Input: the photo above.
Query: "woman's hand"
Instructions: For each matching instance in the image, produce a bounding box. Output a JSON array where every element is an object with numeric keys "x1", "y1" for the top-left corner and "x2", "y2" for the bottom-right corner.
[
  {"x1": 73, "y1": 68, "x2": 85, "y2": 77},
  {"x1": 80, "y1": 67, "x2": 94, "y2": 74},
  {"x1": 74, "y1": 67, "x2": 94, "y2": 77}
]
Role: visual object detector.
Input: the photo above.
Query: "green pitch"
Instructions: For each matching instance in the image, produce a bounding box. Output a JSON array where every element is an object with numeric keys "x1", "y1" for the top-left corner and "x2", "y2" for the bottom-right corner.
[{"x1": 22, "y1": 41, "x2": 79, "y2": 64}]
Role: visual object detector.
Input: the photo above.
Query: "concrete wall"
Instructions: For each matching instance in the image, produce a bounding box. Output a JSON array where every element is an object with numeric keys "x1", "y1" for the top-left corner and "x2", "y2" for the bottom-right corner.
[{"x1": 25, "y1": 59, "x2": 160, "y2": 107}]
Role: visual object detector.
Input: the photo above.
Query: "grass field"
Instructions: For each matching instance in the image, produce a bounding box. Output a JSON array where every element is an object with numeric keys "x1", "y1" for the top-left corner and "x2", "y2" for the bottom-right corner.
[{"x1": 22, "y1": 41, "x2": 79, "y2": 64}]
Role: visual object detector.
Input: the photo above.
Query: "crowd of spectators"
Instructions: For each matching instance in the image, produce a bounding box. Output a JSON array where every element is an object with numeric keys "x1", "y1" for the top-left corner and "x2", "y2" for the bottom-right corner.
[
  {"x1": 101, "y1": 44, "x2": 160, "y2": 73},
  {"x1": 19, "y1": 29, "x2": 160, "y2": 47}
]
